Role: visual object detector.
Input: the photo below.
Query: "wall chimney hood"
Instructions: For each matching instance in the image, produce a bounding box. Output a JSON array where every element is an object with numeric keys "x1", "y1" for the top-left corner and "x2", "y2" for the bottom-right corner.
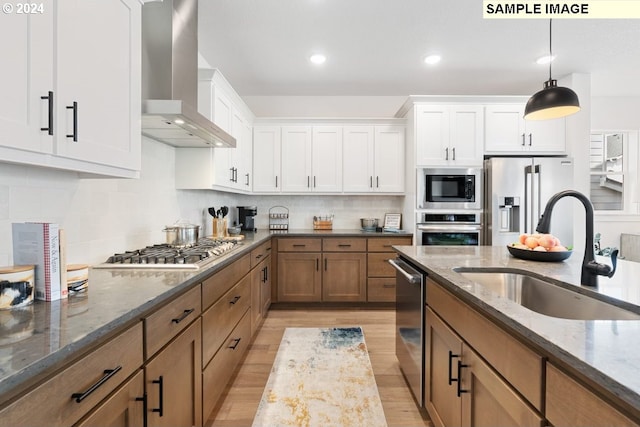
[{"x1": 141, "y1": 0, "x2": 235, "y2": 148}]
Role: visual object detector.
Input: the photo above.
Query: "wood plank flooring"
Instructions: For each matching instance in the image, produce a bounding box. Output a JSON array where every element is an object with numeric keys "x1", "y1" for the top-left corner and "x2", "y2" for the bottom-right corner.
[{"x1": 206, "y1": 308, "x2": 432, "y2": 427}]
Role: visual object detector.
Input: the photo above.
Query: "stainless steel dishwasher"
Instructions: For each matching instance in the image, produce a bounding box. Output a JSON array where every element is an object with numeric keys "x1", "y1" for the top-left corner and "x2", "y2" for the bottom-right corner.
[{"x1": 389, "y1": 257, "x2": 425, "y2": 407}]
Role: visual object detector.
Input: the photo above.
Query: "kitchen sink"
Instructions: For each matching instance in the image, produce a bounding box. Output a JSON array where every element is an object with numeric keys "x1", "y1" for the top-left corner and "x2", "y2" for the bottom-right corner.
[{"x1": 453, "y1": 268, "x2": 640, "y2": 320}]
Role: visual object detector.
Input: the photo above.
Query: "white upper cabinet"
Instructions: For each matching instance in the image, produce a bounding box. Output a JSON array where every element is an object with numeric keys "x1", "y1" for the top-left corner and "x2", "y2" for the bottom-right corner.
[
  {"x1": 252, "y1": 126, "x2": 282, "y2": 193},
  {"x1": 0, "y1": 0, "x2": 142, "y2": 177},
  {"x1": 416, "y1": 104, "x2": 483, "y2": 167},
  {"x1": 0, "y1": 10, "x2": 54, "y2": 154},
  {"x1": 281, "y1": 126, "x2": 313, "y2": 192},
  {"x1": 343, "y1": 125, "x2": 405, "y2": 193},
  {"x1": 374, "y1": 125, "x2": 405, "y2": 193},
  {"x1": 312, "y1": 127, "x2": 343, "y2": 193},
  {"x1": 485, "y1": 104, "x2": 566, "y2": 154},
  {"x1": 180, "y1": 69, "x2": 254, "y2": 192}
]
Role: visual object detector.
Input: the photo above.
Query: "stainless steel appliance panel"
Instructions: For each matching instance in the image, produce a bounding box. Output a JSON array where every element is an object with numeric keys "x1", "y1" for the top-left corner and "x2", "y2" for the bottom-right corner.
[
  {"x1": 417, "y1": 212, "x2": 482, "y2": 246},
  {"x1": 418, "y1": 167, "x2": 482, "y2": 210},
  {"x1": 484, "y1": 157, "x2": 574, "y2": 247},
  {"x1": 391, "y1": 258, "x2": 424, "y2": 407}
]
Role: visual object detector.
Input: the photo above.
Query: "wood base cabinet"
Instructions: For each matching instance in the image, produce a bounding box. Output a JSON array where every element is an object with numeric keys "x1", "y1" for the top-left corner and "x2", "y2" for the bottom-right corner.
[
  {"x1": 322, "y1": 253, "x2": 366, "y2": 302},
  {"x1": 277, "y1": 252, "x2": 322, "y2": 302},
  {"x1": 145, "y1": 318, "x2": 202, "y2": 427}
]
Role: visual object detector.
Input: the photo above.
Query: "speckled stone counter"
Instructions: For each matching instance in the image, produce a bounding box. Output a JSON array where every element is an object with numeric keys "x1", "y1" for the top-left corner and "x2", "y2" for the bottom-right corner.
[
  {"x1": 393, "y1": 245, "x2": 640, "y2": 416},
  {"x1": 0, "y1": 229, "x2": 410, "y2": 404}
]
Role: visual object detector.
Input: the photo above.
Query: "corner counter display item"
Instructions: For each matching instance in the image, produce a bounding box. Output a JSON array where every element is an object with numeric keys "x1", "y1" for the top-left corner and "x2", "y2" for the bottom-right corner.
[
  {"x1": 269, "y1": 206, "x2": 289, "y2": 232},
  {"x1": 313, "y1": 215, "x2": 333, "y2": 230},
  {"x1": 383, "y1": 213, "x2": 402, "y2": 232},
  {"x1": 360, "y1": 218, "x2": 378, "y2": 232},
  {"x1": 0, "y1": 265, "x2": 35, "y2": 309},
  {"x1": 508, "y1": 233, "x2": 572, "y2": 262}
]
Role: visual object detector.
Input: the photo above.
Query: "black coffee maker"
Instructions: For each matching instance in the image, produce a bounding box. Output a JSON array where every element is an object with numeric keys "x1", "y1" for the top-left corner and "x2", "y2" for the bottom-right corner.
[{"x1": 238, "y1": 206, "x2": 258, "y2": 231}]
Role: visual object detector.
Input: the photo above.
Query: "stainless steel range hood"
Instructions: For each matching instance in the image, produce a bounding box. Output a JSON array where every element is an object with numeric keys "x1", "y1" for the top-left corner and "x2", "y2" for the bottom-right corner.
[{"x1": 141, "y1": 0, "x2": 235, "y2": 148}]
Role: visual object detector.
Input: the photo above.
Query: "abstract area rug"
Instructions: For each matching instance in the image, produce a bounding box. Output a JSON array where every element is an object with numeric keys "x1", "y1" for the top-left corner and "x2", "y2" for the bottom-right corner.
[{"x1": 252, "y1": 327, "x2": 387, "y2": 427}]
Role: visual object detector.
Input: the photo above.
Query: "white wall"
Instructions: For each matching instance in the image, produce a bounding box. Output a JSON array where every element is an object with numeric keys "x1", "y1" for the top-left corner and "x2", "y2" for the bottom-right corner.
[{"x1": 0, "y1": 137, "x2": 403, "y2": 266}]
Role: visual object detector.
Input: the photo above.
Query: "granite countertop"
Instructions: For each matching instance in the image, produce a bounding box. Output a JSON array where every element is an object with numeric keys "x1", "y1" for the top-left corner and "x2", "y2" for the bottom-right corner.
[
  {"x1": 393, "y1": 245, "x2": 640, "y2": 415},
  {"x1": 0, "y1": 229, "x2": 410, "y2": 404},
  {"x1": 271, "y1": 228, "x2": 413, "y2": 237}
]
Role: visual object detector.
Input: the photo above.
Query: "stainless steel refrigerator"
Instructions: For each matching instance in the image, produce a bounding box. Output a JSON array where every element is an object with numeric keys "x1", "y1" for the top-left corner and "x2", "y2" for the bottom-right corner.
[{"x1": 483, "y1": 157, "x2": 574, "y2": 247}]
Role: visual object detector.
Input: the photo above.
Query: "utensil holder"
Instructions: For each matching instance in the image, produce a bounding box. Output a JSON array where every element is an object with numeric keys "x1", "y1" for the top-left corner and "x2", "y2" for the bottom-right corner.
[{"x1": 212, "y1": 218, "x2": 227, "y2": 238}]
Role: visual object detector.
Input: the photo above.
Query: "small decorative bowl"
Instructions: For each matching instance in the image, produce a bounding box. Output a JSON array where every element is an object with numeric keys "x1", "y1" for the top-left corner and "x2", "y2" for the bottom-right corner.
[{"x1": 507, "y1": 245, "x2": 572, "y2": 262}]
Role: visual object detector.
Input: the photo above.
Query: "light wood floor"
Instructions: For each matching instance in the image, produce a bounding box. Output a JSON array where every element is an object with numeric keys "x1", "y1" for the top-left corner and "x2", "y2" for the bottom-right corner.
[{"x1": 206, "y1": 308, "x2": 432, "y2": 427}]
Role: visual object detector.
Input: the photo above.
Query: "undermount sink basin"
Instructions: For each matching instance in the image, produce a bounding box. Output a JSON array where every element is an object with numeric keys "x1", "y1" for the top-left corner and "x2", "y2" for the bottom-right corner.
[{"x1": 453, "y1": 268, "x2": 640, "y2": 321}]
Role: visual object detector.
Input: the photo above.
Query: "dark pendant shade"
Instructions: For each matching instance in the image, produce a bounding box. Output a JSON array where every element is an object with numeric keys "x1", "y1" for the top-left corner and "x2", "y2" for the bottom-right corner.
[{"x1": 524, "y1": 78, "x2": 581, "y2": 120}]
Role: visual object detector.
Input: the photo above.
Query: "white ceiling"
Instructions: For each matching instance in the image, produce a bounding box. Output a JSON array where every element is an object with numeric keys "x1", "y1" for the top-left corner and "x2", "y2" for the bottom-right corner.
[{"x1": 197, "y1": 0, "x2": 640, "y2": 98}]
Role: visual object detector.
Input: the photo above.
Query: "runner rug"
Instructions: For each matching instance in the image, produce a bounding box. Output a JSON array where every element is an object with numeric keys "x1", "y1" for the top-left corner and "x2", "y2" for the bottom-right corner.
[{"x1": 252, "y1": 326, "x2": 388, "y2": 427}]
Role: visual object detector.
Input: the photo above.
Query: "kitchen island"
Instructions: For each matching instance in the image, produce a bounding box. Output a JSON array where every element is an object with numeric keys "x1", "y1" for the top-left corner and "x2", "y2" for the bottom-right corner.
[
  {"x1": 0, "y1": 229, "x2": 410, "y2": 426},
  {"x1": 395, "y1": 245, "x2": 640, "y2": 425}
]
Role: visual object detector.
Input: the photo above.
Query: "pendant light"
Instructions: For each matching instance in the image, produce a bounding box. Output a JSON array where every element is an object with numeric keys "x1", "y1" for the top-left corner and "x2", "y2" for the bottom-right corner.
[{"x1": 524, "y1": 19, "x2": 580, "y2": 120}]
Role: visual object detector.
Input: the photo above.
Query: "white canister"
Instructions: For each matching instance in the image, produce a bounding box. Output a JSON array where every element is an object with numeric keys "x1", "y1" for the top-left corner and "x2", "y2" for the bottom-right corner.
[
  {"x1": 67, "y1": 264, "x2": 89, "y2": 294},
  {"x1": 0, "y1": 265, "x2": 35, "y2": 309}
]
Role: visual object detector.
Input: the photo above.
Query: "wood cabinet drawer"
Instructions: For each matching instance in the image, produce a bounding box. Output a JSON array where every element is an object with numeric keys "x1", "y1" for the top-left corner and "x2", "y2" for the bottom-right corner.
[
  {"x1": 0, "y1": 323, "x2": 143, "y2": 427},
  {"x1": 202, "y1": 253, "x2": 250, "y2": 309},
  {"x1": 367, "y1": 236, "x2": 412, "y2": 252},
  {"x1": 546, "y1": 363, "x2": 636, "y2": 427},
  {"x1": 427, "y1": 279, "x2": 544, "y2": 411},
  {"x1": 250, "y1": 240, "x2": 272, "y2": 268},
  {"x1": 367, "y1": 277, "x2": 396, "y2": 302},
  {"x1": 144, "y1": 285, "x2": 202, "y2": 358},
  {"x1": 368, "y1": 253, "x2": 396, "y2": 277},
  {"x1": 202, "y1": 311, "x2": 251, "y2": 420},
  {"x1": 277, "y1": 238, "x2": 322, "y2": 252},
  {"x1": 202, "y1": 274, "x2": 251, "y2": 366},
  {"x1": 322, "y1": 238, "x2": 366, "y2": 252}
]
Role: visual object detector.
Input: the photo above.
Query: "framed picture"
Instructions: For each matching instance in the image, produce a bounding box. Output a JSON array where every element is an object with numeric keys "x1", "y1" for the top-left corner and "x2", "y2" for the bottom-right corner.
[{"x1": 383, "y1": 213, "x2": 402, "y2": 230}]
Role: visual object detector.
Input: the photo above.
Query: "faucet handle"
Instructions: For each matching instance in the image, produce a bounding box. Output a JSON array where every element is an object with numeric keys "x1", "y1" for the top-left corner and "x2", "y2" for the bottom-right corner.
[{"x1": 607, "y1": 249, "x2": 619, "y2": 278}]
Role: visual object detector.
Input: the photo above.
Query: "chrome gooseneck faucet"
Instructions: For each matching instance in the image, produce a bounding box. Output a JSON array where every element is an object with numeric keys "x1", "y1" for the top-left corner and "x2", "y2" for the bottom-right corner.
[{"x1": 535, "y1": 190, "x2": 618, "y2": 287}]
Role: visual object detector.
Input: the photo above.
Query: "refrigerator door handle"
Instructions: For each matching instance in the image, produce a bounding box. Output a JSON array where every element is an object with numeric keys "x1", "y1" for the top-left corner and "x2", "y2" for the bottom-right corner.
[{"x1": 524, "y1": 165, "x2": 532, "y2": 234}]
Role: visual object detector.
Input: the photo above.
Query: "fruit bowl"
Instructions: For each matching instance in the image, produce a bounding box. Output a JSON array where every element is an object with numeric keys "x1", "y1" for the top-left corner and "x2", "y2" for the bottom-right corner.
[{"x1": 507, "y1": 244, "x2": 572, "y2": 262}]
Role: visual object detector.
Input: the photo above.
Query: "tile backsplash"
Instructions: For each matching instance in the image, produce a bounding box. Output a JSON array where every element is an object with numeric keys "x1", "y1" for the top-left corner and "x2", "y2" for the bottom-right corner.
[{"x1": 0, "y1": 138, "x2": 405, "y2": 266}]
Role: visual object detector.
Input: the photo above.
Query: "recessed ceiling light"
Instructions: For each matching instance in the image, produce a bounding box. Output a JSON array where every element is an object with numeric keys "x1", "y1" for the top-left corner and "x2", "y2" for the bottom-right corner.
[
  {"x1": 309, "y1": 54, "x2": 327, "y2": 65},
  {"x1": 536, "y1": 55, "x2": 556, "y2": 65},
  {"x1": 424, "y1": 54, "x2": 441, "y2": 65}
]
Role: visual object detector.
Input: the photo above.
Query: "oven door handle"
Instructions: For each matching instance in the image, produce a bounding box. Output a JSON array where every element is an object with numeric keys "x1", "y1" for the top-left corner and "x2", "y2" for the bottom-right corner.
[
  {"x1": 388, "y1": 259, "x2": 422, "y2": 284},
  {"x1": 417, "y1": 223, "x2": 482, "y2": 232}
]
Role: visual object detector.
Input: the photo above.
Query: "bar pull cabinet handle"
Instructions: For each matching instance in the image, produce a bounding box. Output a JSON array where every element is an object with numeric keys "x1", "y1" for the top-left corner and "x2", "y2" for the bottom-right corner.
[
  {"x1": 275, "y1": 176, "x2": 278, "y2": 188},
  {"x1": 40, "y1": 91, "x2": 54, "y2": 135},
  {"x1": 338, "y1": 244, "x2": 352, "y2": 247},
  {"x1": 528, "y1": 133, "x2": 533, "y2": 146},
  {"x1": 376, "y1": 176, "x2": 379, "y2": 188},
  {"x1": 71, "y1": 366, "x2": 122, "y2": 402},
  {"x1": 135, "y1": 393, "x2": 148, "y2": 427},
  {"x1": 66, "y1": 101, "x2": 78, "y2": 141},
  {"x1": 230, "y1": 167, "x2": 235, "y2": 182},
  {"x1": 229, "y1": 296, "x2": 241, "y2": 305},
  {"x1": 445, "y1": 147, "x2": 449, "y2": 160},
  {"x1": 293, "y1": 244, "x2": 306, "y2": 247},
  {"x1": 521, "y1": 133, "x2": 526, "y2": 146},
  {"x1": 314, "y1": 176, "x2": 316, "y2": 188},
  {"x1": 307, "y1": 176, "x2": 310, "y2": 188},
  {"x1": 235, "y1": 168, "x2": 238, "y2": 182},
  {"x1": 255, "y1": 254, "x2": 263, "y2": 260},
  {"x1": 245, "y1": 173, "x2": 250, "y2": 186},
  {"x1": 452, "y1": 147, "x2": 456, "y2": 160},
  {"x1": 229, "y1": 338, "x2": 241, "y2": 350},
  {"x1": 324, "y1": 258, "x2": 328, "y2": 271},
  {"x1": 370, "y1": 176, "x2": 373, "y2": 188},
  {"x1": 152, "y1": 376, "x2": 164, "y2": 416},
  {"x1": 457, "y1": 360, "x2": 469, "y2": 397},
  {"x1": 171, "y1": 308, "x2": 195, "y2": 323},
  {"x1": 316, "y1": 258, "x2": 319, "y2": 271},
  {"x1": 448, "y1": 351, "x2": 459, "y2": 385}
]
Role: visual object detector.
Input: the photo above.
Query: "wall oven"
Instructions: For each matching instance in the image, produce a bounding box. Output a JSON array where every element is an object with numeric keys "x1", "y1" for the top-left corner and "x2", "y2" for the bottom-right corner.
[
  {"x1": 417, "y1": 212, "x2": 482, "y2": 246},
  {"x1": 418, "y1": 167, "x2": 482, "y2": 210}
]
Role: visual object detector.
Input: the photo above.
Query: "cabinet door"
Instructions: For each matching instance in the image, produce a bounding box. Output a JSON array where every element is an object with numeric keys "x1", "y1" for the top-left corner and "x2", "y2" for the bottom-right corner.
[
  {"x1": 54, "y1": 0, "x2": 141, "y2": 171},
  {"x1": 251, "y1": 259, "x2": 263, "y2": 335},
  {"x1": 343, "y1": 126, "x2": 375, "y2": 192},
  {"x1": 239, "y1": 118, "x2": 253, "y2": 190},
  {"x1": 253, "y1": 126, "x2": 281, "y2": 192},
  {"x1": 460, "y1": 345, "x2": 544, "y2": 427},
  {"x1": 146, "y1": 318, "x2": 202, "y2": 427},
  {"x1": 312, "y1": 126, "x2": 343, "y2": 192},
  {"x1": 449, "y1": 105, "x2": 484, "y2": 166},
  {"x1": 374, "y1": 125, "x2": 405, "y2": 192},
  {"x1": 75, "y1": 370, "x2": 145, "y2": 427},
  {"x1": 484, "y1": 104, "x2": 526, "y2": 153},
  {"x1": 0, "y1": 10, "x2": 53, "y2": 153},
  {"x1": 416, "y1": 105, "x2": 450, "y2": 166},
  {"x1": 277, "y1": 252, "x2": 322, "y2": 302},
  {"x1": 425, "y1": 308, "x2": 463, "y2": 427},
  {"x1": 322, "y1": 253, "x2": 367, "y2": 302},
  {"x1": 281, "y1": 126, "x2": 312, "y2": 192},
  {"x1": 261, "y1": 257, "x2": 272, "y2": 316},
  {"x1": 524, "y1": 117, "x2": 566, "y2": 153}
]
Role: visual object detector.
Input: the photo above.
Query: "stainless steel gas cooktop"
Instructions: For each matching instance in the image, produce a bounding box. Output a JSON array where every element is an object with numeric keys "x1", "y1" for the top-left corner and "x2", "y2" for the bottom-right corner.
[{"x1": 94, "y1": 238, "x2": 241, "y2": 270}]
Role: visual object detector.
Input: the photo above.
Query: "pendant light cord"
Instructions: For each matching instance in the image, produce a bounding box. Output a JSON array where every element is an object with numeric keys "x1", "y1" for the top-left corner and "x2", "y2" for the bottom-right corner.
[{"x1": 548, "y1": 18, "x2": 553, "y2": 81}]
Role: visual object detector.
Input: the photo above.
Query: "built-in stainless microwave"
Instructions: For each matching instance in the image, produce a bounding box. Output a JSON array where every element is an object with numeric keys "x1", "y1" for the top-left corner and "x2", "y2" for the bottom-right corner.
[{"x1": 418, "y1": 167, "x2": 482, "y2": 210}]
